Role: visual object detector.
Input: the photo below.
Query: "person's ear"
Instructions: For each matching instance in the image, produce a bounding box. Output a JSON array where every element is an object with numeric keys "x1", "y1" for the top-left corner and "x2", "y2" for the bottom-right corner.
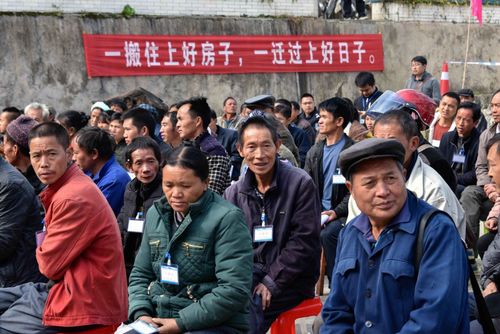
[
  {"x1": 11, "y1": 144, "x2": 19, "y2": 157},
  {"x1": 346, "y1": 180, "x2": 352, "y2": 194},
  {"x1": 140, "y1": 126, "x2": 148, "y2": 137},
  {"x1": 91, "y1": 148, "x2": 99, "y2": 161},
  {"x1": 409, "y1": 136, "x2": 420, "y2": 152},
  {"x1": 237, "y1": 143, "x2": 244, "y2": 158},
  {"x1": 275, "y1": 139, "x2": 282, "y2": 151}
]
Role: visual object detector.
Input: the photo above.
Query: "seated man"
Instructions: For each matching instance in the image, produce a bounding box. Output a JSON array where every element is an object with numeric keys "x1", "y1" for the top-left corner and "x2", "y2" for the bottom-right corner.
[
  {"x1": 321, "y1": 138, "x2": 469, "y2": 333},
  {"x1": 439, "y1": 102, "x2": 481, "y2": 197},
  {"x1": 348, "y1": 110, "x2": 467, "y2": 240},
  {"x1": 4, "y1": 115, "x2": 45, "y2": 194},
  {"x1": 0, "y1": 155, "x2": 45, "y2": 287},
  {"x1": 176, "y1": 97, "x2": 231, "y2": 194},
  {"x1": 72, "y1": 127, "x2": 131, "y2": 216},
  {"x1": 0, "y1": 122, "x2": 127, "y2": 333},
  {"x1": 224, "y1": 116, "x2": 321, "y2": 334},
  {"x1": 118, "y1": 137, "x2": 164, "y2": 279}
]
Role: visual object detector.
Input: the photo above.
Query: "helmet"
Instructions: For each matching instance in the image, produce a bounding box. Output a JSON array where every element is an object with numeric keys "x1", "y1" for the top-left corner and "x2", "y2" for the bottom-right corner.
[
  {"x1": 366, "y1": 90, "x2": 437, "y2": 130},
  {"x1": 396, "y1": 89, "x2": 437, "y2": 128}
]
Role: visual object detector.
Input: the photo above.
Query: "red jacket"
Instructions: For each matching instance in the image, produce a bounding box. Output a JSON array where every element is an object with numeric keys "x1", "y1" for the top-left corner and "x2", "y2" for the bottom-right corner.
[{"x1": 37, "y1": 164, "x2": 128, "y2": 327}]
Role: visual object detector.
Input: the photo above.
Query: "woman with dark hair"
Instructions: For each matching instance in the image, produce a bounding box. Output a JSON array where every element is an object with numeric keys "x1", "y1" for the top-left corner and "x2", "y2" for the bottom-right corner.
[
  {"x1": 128, "y1": 146, "x2": 253, "y2": 334},
  {"x1": 56, "y1": 110, "x2": 89, "y2": 142}
]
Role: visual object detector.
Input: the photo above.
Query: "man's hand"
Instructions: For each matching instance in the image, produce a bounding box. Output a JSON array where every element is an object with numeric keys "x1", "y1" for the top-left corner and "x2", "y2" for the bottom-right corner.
[
  {"x1": 254, "y1": 283, "x2": 272, "y2": 310},
  {"x1": 321, "y1": 210, "x2": 337, "y2": 226},
  {"x1": 485, "y1": 219, "x2": 498, "y2": 232},
  {"x1": 151, "y1": 318, "x2": 181, "y2": 334},
  {"x1": 484, "y1": 184, "x2": 498, "y2": 202},
  {"x1": 483, "y1": 281, "x2": 498, "y2": 297}
]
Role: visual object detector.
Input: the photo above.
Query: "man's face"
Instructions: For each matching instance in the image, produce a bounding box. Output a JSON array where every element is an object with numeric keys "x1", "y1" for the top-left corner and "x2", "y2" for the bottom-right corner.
[
  {"x1": 123, "y1": 118, "x2": 142, "y2": 145},
  {"x1": 439, "y1": 96, "x2": 459, "y2": 122},
  {"x1": 160, "y1": 116, "x2": 179, "y2": 145},
  {"x1": 90, "y1": 108, "x2": 102, "y2": 127},
  {"x1": 358, "y1": 85, "x2": 376, "y2": 98},
  {"x1": 300, "y1": 97, "x2": 315, "y2": 115},
  {"x1": 71, "y1": 138, "x2": 96, "y2": 173},
  {"x1": 129, "y1": 148, "x2": 160, "y2": 184},
  {"x1": 373, "y1": 122, "x2": 418, "y2": 166},
  {"x1": 460, "y1": 96, "x2": 474, "y2": 103},
  {"x1": 347, "y1": 158, "x2": 407, "y2": 226},
  {"x1": 3, "y1": 137, "x2": 17, "y2": 164},
  {"x1": 176, "y1": 104, "x2": 200, "y2": 140},
  {"x1": 455, "y1": 108, "x2": 476, "y2": 138},
  {"x1": 274, "y1": 112, "x2": 289, "y2": 127},
  {"x1": 110, "y1": 105, "x2": 124, "y2": 114},
  {"x1": 487, "y1": 143, "x2": 500, "y2": 193},
  {"x1": 0, "y1": 112, "x2": 10, "y2": 133},
  {"x1": 290, "y1": 105, "x2": 300, "y2": 122},
  {"x1": 411, "y1": 61, "x2": 426, "y2": 77},
  {"x1": 26, "y1": 108, "x2": 44, "y2": 123},
  {"x1": 490, "y1": 92, "x2": 500, "y2": 124},
  {"x1": 29, "y1": 136, "x2": 71, "y2": 185},
  {"x1": 238, "y1": 125, "x2": 280, "y2": 179},
  {"x1": 318, "y1": 109, "x2": 342, "y2": 136},
  {"x1": 209, "y1": 117, "x2": 217, "y2": 134},
  {"x1": 109, "y1": 120, "x2": 124, "y2": 143},
  {"x1": 223, "y1": 99, "x2": 237, "y2": 115}
]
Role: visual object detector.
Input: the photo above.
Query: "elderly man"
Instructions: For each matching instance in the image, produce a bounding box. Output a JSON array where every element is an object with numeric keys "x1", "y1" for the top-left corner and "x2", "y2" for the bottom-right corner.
[
  {"x1": 24, "y1": 102, "x2": 50, "y2": 123},
  {"x1": 224, "y1": 115, "x2": 320, "y2": 334},
  {"x1": 0, "y1": 122, "x2": 127, "y2": 333},
  {"x1": 321, "y1": 138, "x2": 469, "y2": 333}
]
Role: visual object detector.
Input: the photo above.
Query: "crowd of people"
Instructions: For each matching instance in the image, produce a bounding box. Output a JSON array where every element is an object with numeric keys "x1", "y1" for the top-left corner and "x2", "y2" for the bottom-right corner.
[{"x1": 0, "y1": 55, "x2": 499, "y2": 334}]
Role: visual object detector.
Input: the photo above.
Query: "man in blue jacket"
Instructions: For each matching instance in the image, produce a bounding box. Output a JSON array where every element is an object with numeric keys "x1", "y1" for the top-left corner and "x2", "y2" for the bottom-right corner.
[{"x1": 320, "y1": 138, "x2": 469, "y2": 333}]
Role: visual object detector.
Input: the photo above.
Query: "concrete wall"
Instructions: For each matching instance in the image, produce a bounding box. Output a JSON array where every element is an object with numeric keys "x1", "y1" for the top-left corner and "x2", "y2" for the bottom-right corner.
[
  {"x1": 0, "y1": 15, "x2": 498, "y2": 114},
  {"x1": 0, "y1": 0, "x2": 318, "y2": 18}
]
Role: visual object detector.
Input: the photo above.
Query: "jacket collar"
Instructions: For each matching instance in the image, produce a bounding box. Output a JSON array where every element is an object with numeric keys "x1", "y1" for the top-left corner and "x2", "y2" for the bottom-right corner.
[
  {"x1": 40, "y1": 163, "x2": 81, "y2": 207},
  {"x1": 240, "y1": 159, "x2": 280, "y2": 196},
  {"x1": 91, "y1": 155, "x2": 116, "y2": 183}
]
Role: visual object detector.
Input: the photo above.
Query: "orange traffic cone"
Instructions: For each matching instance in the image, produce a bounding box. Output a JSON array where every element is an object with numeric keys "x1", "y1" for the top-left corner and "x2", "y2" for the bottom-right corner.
[{"x1": 440, "y1": 62, "x2": 450, "y2": 95}]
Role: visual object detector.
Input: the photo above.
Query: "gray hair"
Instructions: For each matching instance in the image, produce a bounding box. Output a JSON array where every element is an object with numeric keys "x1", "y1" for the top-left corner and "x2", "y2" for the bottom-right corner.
[{"x1": 24, "y1": 102, "x2": 50, "y2": 121}]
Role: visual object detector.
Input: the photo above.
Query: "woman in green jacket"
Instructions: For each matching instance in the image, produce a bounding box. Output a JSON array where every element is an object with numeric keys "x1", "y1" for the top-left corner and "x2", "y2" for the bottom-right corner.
[{"x1": 128, "y1": 146, "x2": 253, "y2": 334}]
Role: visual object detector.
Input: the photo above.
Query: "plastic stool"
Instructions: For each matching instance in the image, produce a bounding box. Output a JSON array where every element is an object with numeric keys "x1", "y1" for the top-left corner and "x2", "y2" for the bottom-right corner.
[{"x1": 270, "y1": 297, "x2": 323, "y2": 334}]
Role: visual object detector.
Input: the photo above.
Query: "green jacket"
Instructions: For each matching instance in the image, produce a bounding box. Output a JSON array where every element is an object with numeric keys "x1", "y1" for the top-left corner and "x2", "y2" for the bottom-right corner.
[{"x1": 128, "y1": 190, "x2": 253, "y2": 333}]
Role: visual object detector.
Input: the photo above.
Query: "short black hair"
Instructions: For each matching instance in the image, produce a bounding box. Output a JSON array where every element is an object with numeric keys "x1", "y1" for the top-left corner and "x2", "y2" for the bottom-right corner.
[
  {"x1": 163, "y1": 146, "x2": 209, "y2": 182},
  {"x1": 109, "y1": 99, "x2": 128, "y2": 112},
  {"x1": 291, "y1": 101, "x2": 300, "y2": 111},
  {"x1": 56, "y1": 110, "x2": 89, "y2": 132},
  {"x1": 238, "y1": 116, "x2": 278, "y2": 146},
  {"x1": 75, "y1": 127, "x2": 115, "y2": 161},
  {"x1": 274, "y1": 103, "x2": 292, "y2": 119},
  {"x1": 210, "y1": 109, "x2": 217, "y2": 120},
  {"x1": 110, "y1": 112, "x2": 123, "y2": 123},
  {"x1": 2, "y1": 107, "x2": 22, "y2": 122},
  {"x1": 441, "y1": 92, "x2": 461, "y2": 108},
  {"x1": 121, "y1": 107, "x2": 157, "y2": 138},
  {"x1": 125, "y1": 136, "x2": 162, "y2": 165},
  {"x1": 374, "y1": 110, "x2": 419, "y2": 140},
  {"x1": 457, "y1": 102, "x2": 481, "y2": 122},
  {"x1": 300, "y1": 93, "x2": 314, "y2": 102},
  {"x1": 317, "y1": 97, "x2": 353, "y2": 129},
  {"x1": 354, "y1": 72, "x2": 375, "y2": 87},
  {"x1": 275, "y1": 98, "x2": 292, "y2": 109},
  {"x1": 29, "y1": 122, "x2": 70, "y2": 149},
  {"x1": 177, "y1": 97, "x2": 211, "y2": 129},
  {"x1": 486, "y1": 134, "x2": 500, "y2": 155},
  {"x1": 98, "y1": 112, "x2": 111, "y2": 124},
  {"x1": 411, "y1": 56, "x2": 427, "y2": 65}
]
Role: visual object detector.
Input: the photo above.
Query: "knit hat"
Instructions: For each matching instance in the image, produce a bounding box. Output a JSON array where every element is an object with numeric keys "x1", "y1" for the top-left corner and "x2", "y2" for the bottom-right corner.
[{"x1": 6, "y1": 115, "x2": 39, "y2": 150}]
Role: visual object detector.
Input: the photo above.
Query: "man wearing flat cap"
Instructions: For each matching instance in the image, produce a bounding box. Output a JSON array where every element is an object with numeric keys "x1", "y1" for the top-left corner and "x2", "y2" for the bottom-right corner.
[{"x1": 320, "y1": 138, "x2": 469, "y2": 333}]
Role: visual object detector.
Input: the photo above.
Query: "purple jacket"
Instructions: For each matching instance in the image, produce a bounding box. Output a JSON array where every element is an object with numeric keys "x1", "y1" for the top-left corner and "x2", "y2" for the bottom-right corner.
[{"x1": 224, "y1": 160, "x2": 321, "y2": 298}]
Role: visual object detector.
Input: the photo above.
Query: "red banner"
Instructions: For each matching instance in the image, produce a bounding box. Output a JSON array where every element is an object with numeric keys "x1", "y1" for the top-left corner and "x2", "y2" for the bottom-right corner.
[{"x1": 82, "y1": 33, "x2": 384, "y2": 78}]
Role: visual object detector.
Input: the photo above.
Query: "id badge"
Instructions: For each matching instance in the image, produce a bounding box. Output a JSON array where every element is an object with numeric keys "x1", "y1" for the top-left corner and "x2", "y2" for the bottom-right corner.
[
  {"x1": 128, "y1": 218, "x2": 145, "y2": 233},
  {"x1": 35, "y1": 230, "x2": 46, "y2": 247},
  {"x1": 452, "y1": 153, "x2": 466, "y2": 163},
  {"x1": 161, "y1": 264, "x2": 179, "y2": 285},
  {"x1": 332, "y1": 168, "x2": 346, "y2": 184},
  {"x1": 254, "y1": 225, "x2": 273, "y2": 242}
]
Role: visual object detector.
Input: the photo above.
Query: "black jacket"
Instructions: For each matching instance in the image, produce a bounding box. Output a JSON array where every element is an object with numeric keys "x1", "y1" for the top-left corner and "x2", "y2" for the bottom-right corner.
[
  {"x1": 439, "y1": 128, "x2": 480, "y2": 188},
  {"x1": 214, "y1": 125, "x2": 243, "y2": 181},
  {"x1": 0, "y1": 158, "x2": 46, "y2": 287},
  {"x1": 353, "y1": 88, "x2": 383, "y2": 112},
  {"x1": 418, "y1": 137, "x2": 457, "y2": 192},
  {"x1": 117, "y1": 174, "x2": 163, "y2": 279},
  {"x1": 304, "y1": 135, "x2": 354, "y2": 217},
  {"x1": 224, "y1": 160, "x2": 320, "y2": 298}
]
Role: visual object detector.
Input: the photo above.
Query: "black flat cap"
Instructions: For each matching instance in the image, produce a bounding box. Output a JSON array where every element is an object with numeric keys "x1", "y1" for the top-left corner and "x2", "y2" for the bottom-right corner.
[
  {"x1": 338, "y1": 138, "x2": 405, "y2": 179},
  {"x1": 244, "y1": 95, "x2": 275, "y2": 110},
  {"x1": 457, "y1": 88, "x2": 474, "y2": 98}
]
